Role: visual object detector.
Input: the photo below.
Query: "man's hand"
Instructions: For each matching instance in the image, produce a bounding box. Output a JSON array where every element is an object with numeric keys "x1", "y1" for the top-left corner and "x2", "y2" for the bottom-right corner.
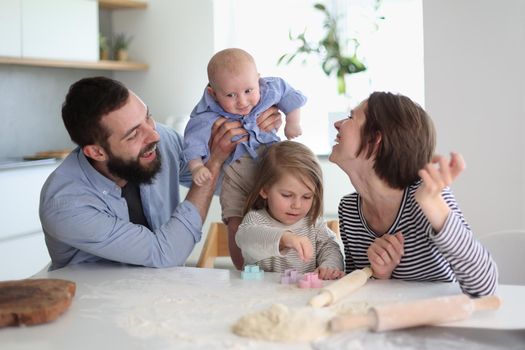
[
  {"x1": 207, "y1": 117, "x2": 248, "y2": 173},
  {"x1": 186, "y1": 118, "x2": 247, "y2": 222},
  {"x1": 257, "y1": 106, "x2": 283, "y2": 132},
  {"x1": 367, "y1": 231, "x2": 404, "y2": 279},
  {"x1": 280, "y1": 231, "x2": 313, "y2": 262}
]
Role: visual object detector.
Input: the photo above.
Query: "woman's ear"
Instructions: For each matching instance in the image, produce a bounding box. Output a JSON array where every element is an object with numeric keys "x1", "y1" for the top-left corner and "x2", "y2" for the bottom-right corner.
[
  {"x1": 82, "y1": 144, "x2": 107, "y2": 161},
  {"x1": 367, "y1": 132, "x2": 382, "y2": 157},
  {"x1": 375, "y1": 131, "x2": 382, "y2": 145}
]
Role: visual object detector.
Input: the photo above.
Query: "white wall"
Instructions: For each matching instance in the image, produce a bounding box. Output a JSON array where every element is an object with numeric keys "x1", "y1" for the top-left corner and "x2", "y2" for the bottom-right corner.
[
  {"x1": 0, "y1": 66, "x2": 97, "y2": 159},
  {"x1": 211, "y1": 0, "x2": 425, "y2": 155},
  {"x1": 423, "y1": 0, "x2": 525, "y2": 235},
  {"x1": 113, "y1": 0, "x2": 215, "y2": 126}
]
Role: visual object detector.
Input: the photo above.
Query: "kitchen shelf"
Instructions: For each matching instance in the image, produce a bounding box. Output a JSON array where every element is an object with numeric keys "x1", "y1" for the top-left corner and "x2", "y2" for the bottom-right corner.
[
  {"x1": 99, "y1": 0, "x2": 147, "y2": 9},
  {"x1": 0, "y1": 56, "x2": 148, "y2": 71}
]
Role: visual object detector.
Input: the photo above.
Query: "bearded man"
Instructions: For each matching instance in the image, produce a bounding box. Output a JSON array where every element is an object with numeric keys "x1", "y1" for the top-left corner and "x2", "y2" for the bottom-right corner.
[{"x1": 40, "y1": 77, "x2": 280, "y2": 270}]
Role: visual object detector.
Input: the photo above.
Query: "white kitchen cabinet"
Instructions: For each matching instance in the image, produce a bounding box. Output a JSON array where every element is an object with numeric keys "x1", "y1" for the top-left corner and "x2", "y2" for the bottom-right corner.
[
  {"x1": 0, "y1": 0, "x2": 22, "y2": 57},
  {"x1": 0, "y1": 162, "x2": 59, "y2": 280},
  {"x1": 0, "y1": 0, "x2": 148, "y2": 70},
  {"x1": 22, "y1": 0, "x2": 98, "y2": 61},
  {"x1": 99, "y1": 0, "x2": 147, "y2": 9},
  {"x1": 0, "y1": 233, "x2": 49, "y2": 281}
]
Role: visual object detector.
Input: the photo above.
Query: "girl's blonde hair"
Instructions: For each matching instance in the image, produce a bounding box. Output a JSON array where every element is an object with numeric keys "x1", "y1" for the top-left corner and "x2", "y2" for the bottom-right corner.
[{"x1": 244, "y1": 141, "x2": 324, "y2": 226}]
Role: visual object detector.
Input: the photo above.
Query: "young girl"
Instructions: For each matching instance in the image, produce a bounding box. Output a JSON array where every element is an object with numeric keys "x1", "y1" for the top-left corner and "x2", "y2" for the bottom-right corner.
[{"x1": 236, "y1": 141, "x2": 344, "y2": 280}]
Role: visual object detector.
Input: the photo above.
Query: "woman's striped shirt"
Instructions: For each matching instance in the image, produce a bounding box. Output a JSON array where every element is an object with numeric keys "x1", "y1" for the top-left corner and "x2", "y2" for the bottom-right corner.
[{"x1": 338, "y1": 180, "x2": 498, "y2": 297}]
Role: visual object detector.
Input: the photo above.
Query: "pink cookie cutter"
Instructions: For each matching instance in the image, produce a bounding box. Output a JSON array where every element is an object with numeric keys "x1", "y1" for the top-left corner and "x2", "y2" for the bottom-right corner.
[
  {"x1": 281, "y1": 269, "x2": 301, "y2": 284},
  {"x1": 298, "y1": 272, "x2": 323, "y2": 288}
]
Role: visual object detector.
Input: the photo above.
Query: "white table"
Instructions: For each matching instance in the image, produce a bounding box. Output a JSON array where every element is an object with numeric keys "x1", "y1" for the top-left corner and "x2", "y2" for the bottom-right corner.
[{"x1": 1, "y1": 262, "x2": 524, "y2": 350}]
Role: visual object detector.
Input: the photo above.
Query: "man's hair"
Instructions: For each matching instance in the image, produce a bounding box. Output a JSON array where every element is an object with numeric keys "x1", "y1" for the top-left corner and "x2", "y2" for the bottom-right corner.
[
  {"x1": 357, "y1": 91, "x2": 436, "y2": 189},
  {"x1": 62, "y1": 76, "x2": 129, "y2": 147},
  {"x1": 244, "y1": 141, "x2": 324, "y2": 226}
]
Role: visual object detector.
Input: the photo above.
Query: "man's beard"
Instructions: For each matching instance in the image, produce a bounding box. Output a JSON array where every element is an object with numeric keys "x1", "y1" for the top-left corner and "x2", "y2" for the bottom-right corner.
[{"x1": 106, "y1": 142, "x2": 162, "y2": 184}]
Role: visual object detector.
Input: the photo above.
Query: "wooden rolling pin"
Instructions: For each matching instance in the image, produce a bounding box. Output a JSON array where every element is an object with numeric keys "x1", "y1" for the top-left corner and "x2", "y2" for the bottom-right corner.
[
  {"x1": 330, "y1": 294, "x2": 501, "y2": 332},
  {"x1": 309, "y1": 267, "x2": 373, "y2": 308}
]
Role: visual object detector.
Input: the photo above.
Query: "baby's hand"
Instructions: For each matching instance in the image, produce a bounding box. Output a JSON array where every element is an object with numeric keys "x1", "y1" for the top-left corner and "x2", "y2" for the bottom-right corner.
[
  {"x1": 315, "y1": 266, "x2": 345, "y2": 280},
  {"x1": 280, "y1": 231, "x2": 313, "y2": 262},
  {"x1": 284, "y1": 123, "x2": 302, "y2": 140},
  {"x1": 191, "y1": 165, "x2": 212, "y2": 186}
]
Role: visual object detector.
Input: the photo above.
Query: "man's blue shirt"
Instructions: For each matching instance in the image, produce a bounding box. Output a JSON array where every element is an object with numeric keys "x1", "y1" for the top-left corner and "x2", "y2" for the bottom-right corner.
[{"x1": 40, "y1": 123, "x2": 202, "y2": 270}]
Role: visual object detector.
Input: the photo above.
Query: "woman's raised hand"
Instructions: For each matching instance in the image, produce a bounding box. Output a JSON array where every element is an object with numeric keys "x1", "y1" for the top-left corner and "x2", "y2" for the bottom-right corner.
[
  {"x1": 415, "y1": 152, "x2": 466, "y2": 231},
  {"x1": 416, "y1": 152, "x2": 465, "y2": 203}
]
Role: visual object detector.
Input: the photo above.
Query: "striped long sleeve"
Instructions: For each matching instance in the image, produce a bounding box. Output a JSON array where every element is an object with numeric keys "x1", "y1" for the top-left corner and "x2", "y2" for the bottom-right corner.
[{"x1": 338, "y1": 180, "x2": 498, "y2": 297}]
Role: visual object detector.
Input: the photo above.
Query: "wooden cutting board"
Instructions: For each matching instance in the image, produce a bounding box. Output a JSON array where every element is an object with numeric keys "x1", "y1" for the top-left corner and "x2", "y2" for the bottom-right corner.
[
  {"x1": 23, "y1": 149, "x2": 72, "y2": 160},
  {"x1": 0, "y1": 278, "x2": 76, "y2": 328}
]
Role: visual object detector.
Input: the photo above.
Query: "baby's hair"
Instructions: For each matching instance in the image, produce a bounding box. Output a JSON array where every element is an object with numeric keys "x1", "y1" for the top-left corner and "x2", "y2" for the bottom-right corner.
[
  {"x1": 207, "y1": 48, "x2": 256, "y2": 89},
  {"x1": 244, "y1": 141, "x2": 324, "y2": 226}
]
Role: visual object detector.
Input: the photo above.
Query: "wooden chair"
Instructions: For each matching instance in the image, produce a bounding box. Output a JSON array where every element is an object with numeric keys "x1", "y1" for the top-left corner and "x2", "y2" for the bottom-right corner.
[
  {"x1": 328, "y1": 219, "x2": 340, "y2": 237},
  {"x1": 196, "y1": 219, "x2": 340, "y2": 268},
  {"x1": 196, "y1": 222, "x2": 230, "y2": 269}
]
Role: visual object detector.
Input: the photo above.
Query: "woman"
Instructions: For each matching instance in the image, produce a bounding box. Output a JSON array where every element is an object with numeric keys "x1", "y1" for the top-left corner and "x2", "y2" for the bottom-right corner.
[{"x1": 329, "y1": 91, "x2": 497, "y2": 297}]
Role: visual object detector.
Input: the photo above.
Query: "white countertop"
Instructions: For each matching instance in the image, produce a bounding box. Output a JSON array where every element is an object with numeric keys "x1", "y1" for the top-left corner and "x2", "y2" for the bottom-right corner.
[
  {"x1": 0, "y1": 157, "x2": 58, "y2": 170},
  {"x1": 1, "y1": 262, "x2": 524, "y2": 349}
]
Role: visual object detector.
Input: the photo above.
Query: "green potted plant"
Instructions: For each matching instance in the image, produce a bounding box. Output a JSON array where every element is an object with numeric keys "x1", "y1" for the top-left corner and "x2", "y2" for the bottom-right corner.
[
  {"x1": 278, "y1": 3, "x2": 368, "y2": 95},
  {"x1": 99, "y1": 34, "x2": 110, "y2": 60},
  {"x1": 112, "y1": 33, "x2": 134, "y2": 61}
]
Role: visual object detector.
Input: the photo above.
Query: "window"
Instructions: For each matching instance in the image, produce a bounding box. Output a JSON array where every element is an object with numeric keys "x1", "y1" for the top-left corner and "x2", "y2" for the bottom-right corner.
[{"x1": 213, "y1": 0, "x2": 424, "y2": 155}]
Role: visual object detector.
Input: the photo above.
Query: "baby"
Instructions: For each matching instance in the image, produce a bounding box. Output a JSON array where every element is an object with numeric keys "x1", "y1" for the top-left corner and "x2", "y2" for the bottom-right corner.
[{"x1": 183, "y1": 48, "x2": 307, "y2": 269}]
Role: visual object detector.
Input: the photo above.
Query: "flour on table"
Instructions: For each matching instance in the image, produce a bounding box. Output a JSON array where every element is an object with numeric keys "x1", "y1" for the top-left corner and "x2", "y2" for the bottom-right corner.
[
  {"x1": 232, "y1": 303, "x2": 334, "y2": 342},
  {"x1": 232, "y1": 300, "x2": 372, "y2": 342}
]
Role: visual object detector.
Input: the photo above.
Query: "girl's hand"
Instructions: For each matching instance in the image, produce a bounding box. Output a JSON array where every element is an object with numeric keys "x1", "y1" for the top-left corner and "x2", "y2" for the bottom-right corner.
[
  {"x1": 315, "y1": 266, "x2": 345, "y2": 280},
  {"x1": 415, "y1": 152, "x2": 466, "y2": 231},
  {"x1": 280, "y1": 231, "x2": 313, "y2": 262},
  {"x1": 367, "y1": 231, "x2": 404, "y2": 279}
]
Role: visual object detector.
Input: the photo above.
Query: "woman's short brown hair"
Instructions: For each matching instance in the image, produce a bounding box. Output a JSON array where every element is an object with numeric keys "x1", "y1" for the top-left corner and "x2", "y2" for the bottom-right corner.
[
  {"x1": 357, "y1": 91, "x2": 436, "y2": 189},
  {"x1": 243, "y1": 141, "x2": 324, "y2": 226}
]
